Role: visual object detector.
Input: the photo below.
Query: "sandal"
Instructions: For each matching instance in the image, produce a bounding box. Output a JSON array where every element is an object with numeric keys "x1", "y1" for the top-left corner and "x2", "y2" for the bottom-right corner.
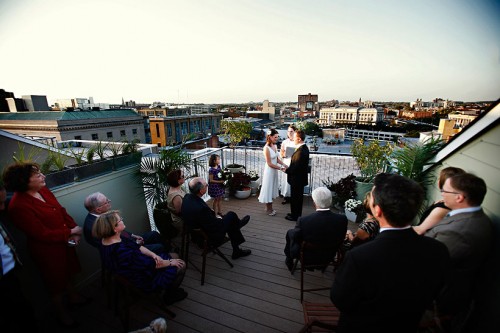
[{"x1": 268, "y1": 210, "x2": 276, "y2": 216}]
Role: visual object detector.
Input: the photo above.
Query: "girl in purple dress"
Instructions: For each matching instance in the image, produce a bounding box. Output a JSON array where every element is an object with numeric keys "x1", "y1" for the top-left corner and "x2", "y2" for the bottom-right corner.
[{"x1": 208, "y1": 154, "x2": 225, "y2": 216}]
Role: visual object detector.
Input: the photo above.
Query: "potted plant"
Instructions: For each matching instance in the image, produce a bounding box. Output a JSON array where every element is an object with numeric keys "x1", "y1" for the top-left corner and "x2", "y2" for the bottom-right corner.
[
  {"x1": 220, "y1": 119, "x2": 252, "y2": 172},
  {"x1": 41, "y1": 150, "x2": 76, "y2": 189},
  {"x1": 344, "y1": 198, "x2": 366, "y2": 223},
  {"x1": 351, "y1": 139, "x2": 393, "y2": 200},
  {"x1": 227, "y1": 171, "x2": 251, "y2": 199},
  {"x1": 248, "y1": 170, "x2": 260, "y2": 195},
  {"x1": 322, "y1": 173, "x2": 357, "y2": 209}
]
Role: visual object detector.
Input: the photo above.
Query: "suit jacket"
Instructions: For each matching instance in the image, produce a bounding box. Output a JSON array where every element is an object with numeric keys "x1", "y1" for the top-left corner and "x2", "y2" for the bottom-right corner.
[
  {"x1": 290, "y1": 210, "x2": 347, "y2": 264},
  {"x1": 286, "y1": 143, "x2": 309, "y2": 187},
  {"x1": 425, "y1": 209, "x2": 493, "y2": 313},
  {"x1": 181, "y1": 193, "x2": 226, "y2": 245},
  {"x1": 331, "y1": 228, "x2": 450, "y2": 332},
  {"x1": 7, "y1": 186, "x2": 81, "y2": 293}
]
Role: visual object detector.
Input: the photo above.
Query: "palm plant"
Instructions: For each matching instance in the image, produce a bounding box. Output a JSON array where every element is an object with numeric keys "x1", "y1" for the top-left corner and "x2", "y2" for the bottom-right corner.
[
  {"x1": 389, "y1": 136, "x2": 444, "y2": 194},
  {"x1": 137, "y1": 145, "x2": 200, "y2": 207}
]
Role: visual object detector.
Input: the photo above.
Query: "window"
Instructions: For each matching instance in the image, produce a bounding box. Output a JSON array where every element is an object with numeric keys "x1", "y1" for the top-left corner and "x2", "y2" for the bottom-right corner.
[
  {"x1": 167, "y1": 123, "x2": 172, "y2": 136},
  {"x1": 107, "y1": 132, "x2": 113, "y2": 139},
  {"x1": 132, "y1": 128, "x2": 137, "y2": 135},
  {"x1": 120, "y1": 130, "x2": 126, "y2": 137},
  {"x1": 91, "y1": 133, "x2": 98, "y2": 140},
  {"x1": 155, "y1": 124, "x2": 160, "y2": 137},
  {"x1": 74, "y1": 135, "x2": 82, "y2": 140}
]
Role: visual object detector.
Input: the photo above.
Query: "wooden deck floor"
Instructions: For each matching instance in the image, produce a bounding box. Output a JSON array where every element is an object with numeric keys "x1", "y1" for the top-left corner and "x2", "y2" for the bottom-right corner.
[{"x1": 39, "y1": 196, "x2": 353, "y2": 333}]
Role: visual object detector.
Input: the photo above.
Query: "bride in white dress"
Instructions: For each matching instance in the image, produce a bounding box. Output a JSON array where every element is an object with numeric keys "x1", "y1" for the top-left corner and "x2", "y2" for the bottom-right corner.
[{"x1": 258, "y1": 129, "x2": 287, "y2": 216}]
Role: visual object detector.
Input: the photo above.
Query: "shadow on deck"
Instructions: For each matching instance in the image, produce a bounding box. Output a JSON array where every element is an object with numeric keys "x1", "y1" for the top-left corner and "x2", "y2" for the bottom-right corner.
[{"x1": 39, "y1": 195, "x2": 353, "y2": 333}]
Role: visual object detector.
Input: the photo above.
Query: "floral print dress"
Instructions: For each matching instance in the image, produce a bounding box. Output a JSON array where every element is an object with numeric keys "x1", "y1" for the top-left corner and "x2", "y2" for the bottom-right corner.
[{"x1": 208, "y1": 166, "x2": 225, "y2": 198}]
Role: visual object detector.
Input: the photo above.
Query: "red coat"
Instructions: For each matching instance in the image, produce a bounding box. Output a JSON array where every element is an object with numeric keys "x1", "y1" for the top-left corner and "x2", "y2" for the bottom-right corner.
[{"x1": 8, "y1": 187, "x2": 81, "y2": 294}]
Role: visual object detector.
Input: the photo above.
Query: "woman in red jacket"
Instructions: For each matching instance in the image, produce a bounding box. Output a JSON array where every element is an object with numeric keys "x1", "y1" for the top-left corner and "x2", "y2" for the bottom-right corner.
[{"x1": 3, "y1": 162, "x2": 85, "y2": 328}]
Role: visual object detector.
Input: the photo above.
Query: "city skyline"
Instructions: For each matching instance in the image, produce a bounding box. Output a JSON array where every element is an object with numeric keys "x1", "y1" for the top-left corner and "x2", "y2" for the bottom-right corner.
[{"x1": 1, "y1": 0, "x2": 499, "y2": 105}]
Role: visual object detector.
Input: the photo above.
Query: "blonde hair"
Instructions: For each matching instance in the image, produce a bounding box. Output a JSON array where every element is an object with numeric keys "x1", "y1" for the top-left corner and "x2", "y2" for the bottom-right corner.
[{"x1": 93, "y1": 210, "x2": 121, "y2": 239}]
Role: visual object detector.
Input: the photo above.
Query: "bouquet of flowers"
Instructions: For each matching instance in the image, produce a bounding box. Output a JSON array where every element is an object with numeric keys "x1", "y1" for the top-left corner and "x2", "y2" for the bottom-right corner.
[
  {"x1": 221, "y1": 168, "x2": 232, "y2": 187},
  {"x1": 345, "y1": 199, "x2": 362, "y2": 213},
  {"x1": 248, "y1": 170, "x2": 259, "y2": 181}
]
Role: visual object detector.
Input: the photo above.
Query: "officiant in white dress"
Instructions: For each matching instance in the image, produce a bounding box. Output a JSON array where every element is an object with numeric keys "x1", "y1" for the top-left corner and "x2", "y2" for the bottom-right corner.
[
  {"x1": 258, "y1": 129, "x2": 287, "y2": 216},
  {"x1": 279, "y1": 125, "x2": 296, "y2": 205}
]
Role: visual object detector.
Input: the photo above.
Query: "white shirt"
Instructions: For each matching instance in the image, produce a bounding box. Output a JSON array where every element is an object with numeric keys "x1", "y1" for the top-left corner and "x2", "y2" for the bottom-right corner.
[
  {"x1": 0, "y1": 233, "x2": 15, "y2": 275},
  {"x1": 447, "y1": 206, "x2": 481, "y2": 217}
]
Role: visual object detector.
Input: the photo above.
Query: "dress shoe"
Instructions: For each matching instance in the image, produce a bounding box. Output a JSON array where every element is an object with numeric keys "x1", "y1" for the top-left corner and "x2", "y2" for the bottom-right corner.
[
  {"x1": 285, "y1": 215, "x2": 297, "y2": 221},
  {"x1": 163, "y1": 288, "x2": 188, "y2": 305},
  {"x1": 282, "y1": 198, "x2": 290, "y2": 205},
  {"x1": 232, "y1": 248, "x2": 251, "y2": 259},
  {"x1": 240, "y1": 215, "x2": 250, "y2": 227}
]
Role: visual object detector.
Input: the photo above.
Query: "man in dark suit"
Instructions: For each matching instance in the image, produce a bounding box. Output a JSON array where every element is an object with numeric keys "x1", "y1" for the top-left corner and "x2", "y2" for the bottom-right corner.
[
  {"x1": 83, "y1": 192, "x2": 165, "y2": 253},
  {"x1": 425, "y1": 173, "x2": 493, "y2": 326},
  {"x1": 285, "y1": 129, "x2": 309, "y2": 221},
  {"x1": 182, "y1": 177, "x2": 251, "y2": 260},
  {"x1": 331, "y1": 173, "x2": 451, "y2": 332},
  {"x1": 284, "y1": 186, "x2": 347, "y2": 271}
]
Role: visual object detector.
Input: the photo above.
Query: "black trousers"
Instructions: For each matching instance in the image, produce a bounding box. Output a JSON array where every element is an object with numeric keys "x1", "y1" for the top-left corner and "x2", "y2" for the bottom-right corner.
[
  {"x1": 221, "y1": 211, "x2": 246, "y2": 250},
  {"x1": 290, "y1": 183, "x2": 305, "y2": 219}
]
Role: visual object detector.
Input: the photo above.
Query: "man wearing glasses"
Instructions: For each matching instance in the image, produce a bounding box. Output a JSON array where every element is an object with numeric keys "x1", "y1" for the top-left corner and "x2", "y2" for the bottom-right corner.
[
  {"x1": 83, "y1": 192, "x2": 166, "y2": 253},
  {"x1": 425, "y1": 173, "x2": 493, "y2": 329}
]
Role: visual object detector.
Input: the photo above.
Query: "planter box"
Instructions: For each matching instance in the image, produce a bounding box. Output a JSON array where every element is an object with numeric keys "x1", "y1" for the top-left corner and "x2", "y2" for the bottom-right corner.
[
  {"x1": 75, "y1": 159, "x2": 113, "y2": 181},
  {"x1": 344, "y1": 209, "x2": 357, "y2": 223},
  {"x1": 45, "y1": 168, "x2": 76, "y2": 189},
  {"x1": 226, "y1": 165, "x2": 245, "y2": 174},
  {"x1": 112, "y1": 152, "x2": 142, "y2": 170}
]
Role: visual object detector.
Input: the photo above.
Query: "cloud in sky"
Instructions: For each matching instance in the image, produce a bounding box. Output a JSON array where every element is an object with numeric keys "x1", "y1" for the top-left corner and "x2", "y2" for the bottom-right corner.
[{"x1": 1, "y1": 0, "x2": 499, "y2": 104}]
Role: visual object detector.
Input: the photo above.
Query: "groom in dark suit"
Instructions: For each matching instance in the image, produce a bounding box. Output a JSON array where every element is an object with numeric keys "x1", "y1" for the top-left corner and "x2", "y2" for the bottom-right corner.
[
  {"x1": 285, "y1": 129, "x2": 309, "y2": 221},
  {"x1": 331, "y1": 173, "x2": 450, "y2": 332}
]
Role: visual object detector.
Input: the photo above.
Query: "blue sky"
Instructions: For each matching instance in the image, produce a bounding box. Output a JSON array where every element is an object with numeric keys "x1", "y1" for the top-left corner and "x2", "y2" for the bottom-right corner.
[{"x1": 0, "y1": 0, "x2": 499, "y2": 104}]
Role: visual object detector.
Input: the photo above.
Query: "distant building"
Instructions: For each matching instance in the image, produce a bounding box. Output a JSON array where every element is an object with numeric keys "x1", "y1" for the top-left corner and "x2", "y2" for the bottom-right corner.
[
  {"x1": 246, "y1": 100, "x2": 279, "y2": 123},
  {"x1": 0, "y1": 109, "x2": 145, "y2": 142},
  {"x1": 149, "y1": 113, "x2": 222, "y2": 147},
  {"x1": 298, "y1": 93, "x2": 319, "y2": 117},
  {"x1": 22, "y1": 95, "x2": 50, "y2": 111},
  {"x1": 318, "y1": 106, "x2": 383, "y2": 126},
  {"x1": 54, "y1": 97, "x2": 110, "y2": 110},
  {"x1": 400, "y1": 110, "x2": 434, "y2": 119}
]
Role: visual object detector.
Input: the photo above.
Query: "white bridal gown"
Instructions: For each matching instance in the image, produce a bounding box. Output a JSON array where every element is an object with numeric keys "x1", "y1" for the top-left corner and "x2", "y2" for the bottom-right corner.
[{"x1": 258, "y1": 145, "x2": 280, "y2": 203}]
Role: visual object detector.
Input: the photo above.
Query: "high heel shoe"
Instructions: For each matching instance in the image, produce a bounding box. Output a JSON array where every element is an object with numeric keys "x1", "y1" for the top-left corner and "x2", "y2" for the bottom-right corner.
[{"x1": 268, "y1": 210, "x2": 276, "y2": 216}]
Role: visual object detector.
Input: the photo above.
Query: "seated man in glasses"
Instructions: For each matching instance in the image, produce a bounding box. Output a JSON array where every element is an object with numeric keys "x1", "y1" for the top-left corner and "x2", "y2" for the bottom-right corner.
[
  {"x1": 83, "y1": 192, "x2": 166, "y2": 254},
  {"x1": 425, "y1": 173, "x2": 493, "y2": 329},
  {"x1": 182, "y1": 177, "x2": 251, "y2": 260}
]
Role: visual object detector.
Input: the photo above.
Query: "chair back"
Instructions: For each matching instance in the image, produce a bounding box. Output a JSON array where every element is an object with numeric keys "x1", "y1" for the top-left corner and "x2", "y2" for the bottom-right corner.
[{"x1": 153, "y1": 201, "x2": 179, "y2": 239}]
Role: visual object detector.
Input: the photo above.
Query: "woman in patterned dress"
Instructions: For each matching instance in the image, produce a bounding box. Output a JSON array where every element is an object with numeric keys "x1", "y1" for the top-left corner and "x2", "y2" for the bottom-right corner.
[
  {"x1": 343, "y1": 192, "x2": 380, "y2": 250},
  {"x1": 208, "y1": 154, "x2": 225, "y2": 216},
  {"x1": 94, "y1": 210, "x2": 187, "y2": 304}
]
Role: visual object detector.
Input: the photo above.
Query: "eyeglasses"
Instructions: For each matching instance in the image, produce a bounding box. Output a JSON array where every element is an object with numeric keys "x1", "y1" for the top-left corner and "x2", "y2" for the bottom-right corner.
[
  {"x1": 115, "y1": 218, "x2": 123, "y2": 227},
  {"x1": 440, "y1": 189, "x2": 461, "y2": 195},
  {"x1": 98, "y1": 199, "x2": 111, "y2": 208},
  {"x1": 287, "y1": 130, "x2": 294, "y2": 133}
]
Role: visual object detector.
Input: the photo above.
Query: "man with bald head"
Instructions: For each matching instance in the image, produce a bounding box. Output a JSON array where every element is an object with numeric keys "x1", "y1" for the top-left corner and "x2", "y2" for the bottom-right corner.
[
  {"x1": 83, "y1": 192, "x2": 166, "y2": 253},
  {"x1": 182, "y1": 177, "x2": 251, "y2": 260}
]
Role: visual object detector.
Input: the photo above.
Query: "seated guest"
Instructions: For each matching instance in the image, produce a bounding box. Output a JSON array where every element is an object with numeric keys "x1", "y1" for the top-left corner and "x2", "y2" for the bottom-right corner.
[
  {"x1": 414, "y1": 166, "x2": 465, "y2": 235},
  {"x1": 331, "y1": 173, "x2": 450, "y2": 332},
  {"x1": 0, "y1": 184, "x2": 38, "y2": 332},
  {"x1": 284, "y1": 186, "x2": 347, "y2": 271},
  {"x1": 343, "y1": 192, "x2": 379, "y2": 250},
  {"x1": 84, "y1": 192, "x2": 166, "y2": 253},
  {"x1": 93, "y1": 210, "x2": 187, "y2": 304},
  {"x1": 165, "y1": 169, "x2": 186, "y2": 234},
  {"x1": 425, "y1": 173, "x2": 493, "y2": 326},
  {"x1": 181, "y1": 177, "x2": 251, "y2": 260}
]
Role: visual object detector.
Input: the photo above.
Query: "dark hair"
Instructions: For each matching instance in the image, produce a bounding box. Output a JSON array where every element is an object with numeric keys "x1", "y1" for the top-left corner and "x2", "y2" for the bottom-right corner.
[
  {"x1": 438, "y1": 166, "x2": 465, "y2": 189},
  {"x1": 209, "y1": 154, "x2": 219, "y2": 167},
  {"x1": 372, "y1": 173, "x2": 424, "y2": 227},
  {"x1": 266, "y1": 128, "x2": 279, "y2": 145},
  {"x1": 2, "y1": 162, "x2": 41, "y2": 192},
  {"x1": 288, "y1": 124, "x2": 297, "y2": 131},
  {"x1": 166, "y1": 169, "x2": 182, "y2": 187},
  {"x1": 295, "y1": 130, "x2": 305, "y2": 141},
  {"x1": 448, "y1": 173, "x2": 486, "y2": 206},
  {"x1": 93, "y1": 210, "x2": 121, "y2": 239}
]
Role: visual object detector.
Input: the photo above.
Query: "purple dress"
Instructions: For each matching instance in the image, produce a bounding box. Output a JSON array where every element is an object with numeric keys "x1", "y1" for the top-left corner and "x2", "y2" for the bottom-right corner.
[
  {"x1": 100, "y1": 237, "x2": 177, "y2": 292},
  {"x1": 208, "y1": 166, "x2": 225, "y2": 198}
]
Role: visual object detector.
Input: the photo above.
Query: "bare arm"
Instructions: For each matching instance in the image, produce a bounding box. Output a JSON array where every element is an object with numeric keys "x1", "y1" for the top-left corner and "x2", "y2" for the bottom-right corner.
[
  {"x1": 172, "y1": 195, "x2": 183, "y2": 215},
  {"x1": 414, "y1": 207, "x2": 449, "y2": 235},
  {"x1": 264, "y1": 146, "x2": 281, "y2": 170}
]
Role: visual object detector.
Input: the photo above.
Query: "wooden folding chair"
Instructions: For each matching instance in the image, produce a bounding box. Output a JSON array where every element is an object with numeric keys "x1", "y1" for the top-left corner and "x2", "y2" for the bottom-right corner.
[
  {"x1": 291, "y1": 241, "x2": 341, "y2": 302},
  {"x1": 299, "y1": 302, "x2": 340, "y2": 333},
  {"x1": 185, "y1": 228, "x2": 233, "y2": 285}
]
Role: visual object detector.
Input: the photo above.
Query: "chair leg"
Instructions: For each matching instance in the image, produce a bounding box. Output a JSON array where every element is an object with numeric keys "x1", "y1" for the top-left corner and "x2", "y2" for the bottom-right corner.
[
  {"x1": 215, "y1": 248, "x2": 234, "y2": 268},
  {"x1": 300, "y1": 264, "x2": 305, "y2": 303},
  {"x1": 201, "y1": 251, "x2": 207, "y2": 285},
  {"x1": 291, "y1": 258, "x2": 299, "y2": 275}
]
